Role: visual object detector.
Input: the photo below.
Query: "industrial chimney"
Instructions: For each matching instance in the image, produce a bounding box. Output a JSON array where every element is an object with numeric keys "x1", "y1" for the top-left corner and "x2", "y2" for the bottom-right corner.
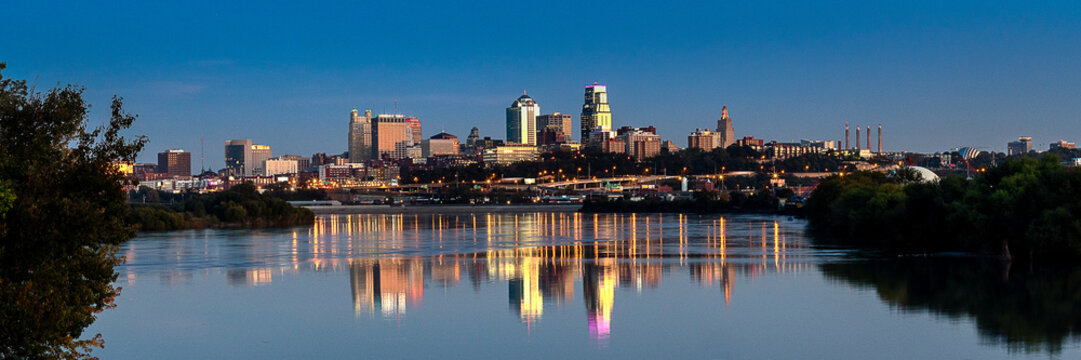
[{"x1": 877, "y1": 124, "x2": 882, "y2": 153}]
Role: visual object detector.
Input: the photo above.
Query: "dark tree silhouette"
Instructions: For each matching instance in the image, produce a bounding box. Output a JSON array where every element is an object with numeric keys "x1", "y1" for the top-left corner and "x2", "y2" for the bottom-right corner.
[{"x1": 0, "y1": 63, "x2": 147, "y2": 359}]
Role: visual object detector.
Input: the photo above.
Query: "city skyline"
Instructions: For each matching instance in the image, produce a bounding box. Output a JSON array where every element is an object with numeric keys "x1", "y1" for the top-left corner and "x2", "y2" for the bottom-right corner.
[{"x1": 5, "y1": 1, "x2": 1081, "y2": 167}]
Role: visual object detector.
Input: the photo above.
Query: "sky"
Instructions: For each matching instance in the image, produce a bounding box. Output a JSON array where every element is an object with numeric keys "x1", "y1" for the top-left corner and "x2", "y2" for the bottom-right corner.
[{"x1": 4, "y1": 0, "x2": 1081, "y2": 168}]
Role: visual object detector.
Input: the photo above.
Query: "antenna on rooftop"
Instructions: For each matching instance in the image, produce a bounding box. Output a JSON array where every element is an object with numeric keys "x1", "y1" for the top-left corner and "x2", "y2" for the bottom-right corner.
[
  {"x1": 394, "y1": 98, "x2": 398, "y2": 114},
  {"x1": 200, "y1": 136, "x2": 205, "y2": 172}
]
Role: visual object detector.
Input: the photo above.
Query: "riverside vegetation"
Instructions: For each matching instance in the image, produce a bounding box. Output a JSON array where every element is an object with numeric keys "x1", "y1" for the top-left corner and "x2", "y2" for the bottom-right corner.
[
  {"x1": 806, "y1": 155, "x2": 1081, "y2": 261},
  {"x1": 126, "y1": 182, "x2": 315, "y2": 231}
]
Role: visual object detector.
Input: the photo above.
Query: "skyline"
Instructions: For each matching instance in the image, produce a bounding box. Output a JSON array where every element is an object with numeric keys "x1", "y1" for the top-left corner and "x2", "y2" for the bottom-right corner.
[{"x1": 5, "y1": 1, "x2": 1081, "y2": 167}]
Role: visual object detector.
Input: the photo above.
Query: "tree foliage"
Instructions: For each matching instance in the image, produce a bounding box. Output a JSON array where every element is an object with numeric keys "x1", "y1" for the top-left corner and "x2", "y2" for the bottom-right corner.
[
  {"x1": 807, "y1": 155, "x2": 1081, "y2": 261},
  {"x1": 0, "y1": 63, "x2": 147, "y2": 358}
]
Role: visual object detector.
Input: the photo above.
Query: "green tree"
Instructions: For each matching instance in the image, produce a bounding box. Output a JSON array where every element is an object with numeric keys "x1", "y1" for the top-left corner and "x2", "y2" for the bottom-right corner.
[{"x1": 0, "y1": 63, "x2": 146, "y2": 358}]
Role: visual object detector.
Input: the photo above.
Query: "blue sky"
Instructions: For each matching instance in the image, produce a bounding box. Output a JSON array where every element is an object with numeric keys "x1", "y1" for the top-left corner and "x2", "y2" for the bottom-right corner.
[{"x1": 4, "y1": 0, "x2": 1080, "y2": 167}]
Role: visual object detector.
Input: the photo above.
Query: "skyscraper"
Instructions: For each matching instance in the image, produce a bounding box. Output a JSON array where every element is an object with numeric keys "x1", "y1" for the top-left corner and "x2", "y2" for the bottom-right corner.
[
  {"x1": 537, "y1": 113, "x2": 573, "y2": 140},
  {"x1": 581, "y1": 83, "x2": 612, "y2": 143},
  {"x1": 157, "y1": 149, "x2": 191, "y2": 178},
  {"x1": 250, "y1": 145, "x2": 272, "y2": 176},
  {"x1": 466, "y1": 127, "x2": 480, "y2": 148},
  {"x1": 1007, "y1": 136, "x2": 1033, "y2": 155},
  {"x1": 348, "y1": 109, "x2": 373, "y2": 162},
  {"x1": 716, "y1": 106, "x2": 735, "y2": 149},
  {"x1": 506, "y1": 92, "x2": 539, "y2": 145},
  {"x1": 372, "y1": 114, "x2": 413, "y2": 159},
  {"x1": 224, "y1": 139, "x2": 252, "y2": 176}
]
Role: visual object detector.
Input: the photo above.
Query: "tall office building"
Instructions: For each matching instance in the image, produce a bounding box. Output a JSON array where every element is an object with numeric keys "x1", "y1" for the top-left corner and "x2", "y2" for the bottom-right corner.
[
  {"x1": 466, "y1": 127, "x2": 480, "y2": 148},
  {"x1": 537, "y1": 112, "x2": 573, "y2": 140},
  {"x1": 250, "y1": 145, "x2": 272, "y2": 176},
  {"x1": 581, "y1": 83, "x2": 612, "y2": 143},
  {"x1": 406, "y1": 117, "x2": 422, "y2": 146},
  {"x1": 224, "y1": 140, "x2": 272, "y2": 177},
  {"x1": 716, "y1": 106, "x2": 735, "y2": 149},
  {"x1": 372, "y1": 114, "x2": 414, "y2": 159},
  {"x1": 348, "y1": 109, "x2": 373, "y2": 162},
  {"x1": 224, "y1": 139, "x2": 252, "y2": 176},
  {"x1": 506, "y1": 92, "x2": 540, "y2": 145},
  {"x1": 1007, "y1": 137, "x2": 1033, "y2": 156},
  {"x1": 157, "y1": 149, "x2": 191, "y2": 178}
]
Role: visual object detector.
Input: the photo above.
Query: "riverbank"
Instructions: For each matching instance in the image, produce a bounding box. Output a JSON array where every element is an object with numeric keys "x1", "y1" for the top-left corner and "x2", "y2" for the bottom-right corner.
[{"x1": 305, "y1": 204, "x2": 582, "y2": 214}]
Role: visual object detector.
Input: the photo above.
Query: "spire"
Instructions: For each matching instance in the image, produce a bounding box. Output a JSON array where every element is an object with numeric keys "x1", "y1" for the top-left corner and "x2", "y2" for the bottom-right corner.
[
  {"x1": 721, "y1": 105, "x2": 728, "y2": 120},
  {"x1": 523, "y1": 90, "x2": 527, "y2": 95}
]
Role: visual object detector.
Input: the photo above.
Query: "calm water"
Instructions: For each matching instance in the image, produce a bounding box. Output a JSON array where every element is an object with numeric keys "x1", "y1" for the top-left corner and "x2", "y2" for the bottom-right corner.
[{"x1": 89, "y1": 213, "x2": 1081, "y2": 359}]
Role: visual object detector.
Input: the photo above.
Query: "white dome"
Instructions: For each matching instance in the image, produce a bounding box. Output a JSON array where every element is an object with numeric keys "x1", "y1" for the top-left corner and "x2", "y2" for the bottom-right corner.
[{"x1": 896, "y1": 166, "x2": 939, "y2": 183}]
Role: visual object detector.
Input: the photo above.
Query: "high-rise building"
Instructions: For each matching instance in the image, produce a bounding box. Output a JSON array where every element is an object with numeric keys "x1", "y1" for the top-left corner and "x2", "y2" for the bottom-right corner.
[
  {"x1": 617, "y1": 129, "x2": 661, "y2": 161},
  {"x1": 224, "y1": 139, "x2": 252, "y2": 176},
  {"x1": 1008, "y1": 137, "x2": 1033, "y2": 155},
  {"x1": 581, "y1": 83, "x2": 612, "y2": 143},
  {"x1": 716, "y1": 106, "x2": 735, "y2": 149},
  {"x1": 537, "y1": 112, "x2": 573, "y2": 141},
  {"x1": 372, "y1": 114, "x2": 413, "y2": 159},
  {"x1": 506, "y1": 92, "x2": 540, "y2": 145},
  {"x1": 466, "y1": 127, "x2": 480, "y2": 148},
  {"x1": 422, "y1": 132, "x2": 460, "y2": 158},
  {"x1": 157, "y1": 149, "x2": 191, "y2": 178},
  {"x1": 348, "y1": 109, "x2": 373, "y2": 162},
  {"x1": 406, "y1": 118, "x2": 422, "y2": 146},
  {"x1": 250, "y1": 145, "x2": 272, "y2": 176}
]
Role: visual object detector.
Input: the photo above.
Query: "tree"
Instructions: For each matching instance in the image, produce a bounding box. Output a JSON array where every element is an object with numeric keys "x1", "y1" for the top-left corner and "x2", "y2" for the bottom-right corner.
[{"x1": 0, "y1": 63, "x2": 147, "y2": 358}]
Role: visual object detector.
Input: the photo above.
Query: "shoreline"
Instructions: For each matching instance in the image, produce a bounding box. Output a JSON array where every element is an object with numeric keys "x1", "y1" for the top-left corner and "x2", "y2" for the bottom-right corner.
[{"x1": 305, "y1": 204, "x2": 582, "y2": 214}]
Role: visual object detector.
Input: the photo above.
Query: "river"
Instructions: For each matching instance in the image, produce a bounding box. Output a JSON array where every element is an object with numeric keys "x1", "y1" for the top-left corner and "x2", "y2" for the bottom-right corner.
[{"x1": 88, "y1": 213, "x2": 1081, "y2": 359}]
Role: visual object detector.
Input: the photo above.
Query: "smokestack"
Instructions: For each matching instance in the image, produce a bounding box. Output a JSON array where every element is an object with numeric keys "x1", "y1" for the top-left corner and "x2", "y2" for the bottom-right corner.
[
  {"x1": 877, "y1": 124, "x2": 882, "y2": 153},
  {"x1": 845, "y1": 122, "x2": 850, "y2": 150},
  {"x1": 866, "y1": 126, "x2": 871, "y2": 151},
  {"x1": 856, "y1": 126, "x2": 861, "y2": 150}
]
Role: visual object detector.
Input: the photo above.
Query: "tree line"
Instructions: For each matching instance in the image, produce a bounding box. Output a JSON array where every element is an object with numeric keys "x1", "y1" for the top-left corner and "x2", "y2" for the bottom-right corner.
[{"x1": 806, "y1": 154, "x2": 1081, "y2": 261}]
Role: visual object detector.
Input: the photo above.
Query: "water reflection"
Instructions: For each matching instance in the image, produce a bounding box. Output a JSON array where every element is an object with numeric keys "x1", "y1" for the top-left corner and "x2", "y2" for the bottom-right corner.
[
  {"x1": 821, "y1": 259, "x2": 1081, "y2": 354},
  {"x1": 108, "y1": 213, "x2": 1081, "y2": 357},
  {"x1": 119, "y1": 213, "x2": 817, "y2": 343}
]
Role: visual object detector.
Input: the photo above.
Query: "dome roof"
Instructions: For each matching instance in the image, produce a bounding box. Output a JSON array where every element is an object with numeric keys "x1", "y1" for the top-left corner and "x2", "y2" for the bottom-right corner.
[
  {"x1": 510, "y1": 94, "x2": 537, "y2": 107},
  {"x1": 891, "y1": 166, "x2": 940, "y2": 183}
]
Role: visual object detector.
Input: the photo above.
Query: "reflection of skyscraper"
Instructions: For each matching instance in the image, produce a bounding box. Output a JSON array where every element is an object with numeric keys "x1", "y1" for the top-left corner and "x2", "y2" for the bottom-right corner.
[
  {"x1": 509, "y1": 257, "x2": 543, "y2": 321},
  {"x1": 349, "y1": 258, "x2": 425, "y2": 318},
  {"x1": 583, "y1": 260, "x2": 616, "y2": 344}
]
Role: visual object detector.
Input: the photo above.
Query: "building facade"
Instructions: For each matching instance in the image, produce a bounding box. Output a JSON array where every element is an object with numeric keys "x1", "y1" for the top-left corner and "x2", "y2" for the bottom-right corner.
[
  {"x1": 1050, "y1": 139, "x2": 1076, "y2": 150},
  {"x1": 1007, "y1": 136, "x2": 1033, "y2": 156},
  {"x1": 224, "y1": 139, "x2": 253, "y2": 176},
  {"x1": 422, "y1": 132, "x2": 460, "y2": 158},
  {"x1": 716, "y1": 106, "x2": 735, "y2": 149},
  {"x1": 157, "y1": 149, "x2": 191, "y2": 178},
  {"x1": 348, "y1": 109, "x2": 373, "y2": 162},
  {"x1": 506, "y1": 93, "x2": 540, "y2": 145},
  {"x1": 250, "y1": 145, "x2": 272, "y2": 177},
  {"x1": 482, "y1": 144, "x2": 538, "y2": 165},
  {"x1": 687, "y1": 129, "x2": 719, "y2": 151},
  {"x1": 264, "y1": 157, "x2": 298, "y2": 176},
  {"x1": 581, "y1": 83, "x2": 612, "y2": 143},
  {"x1": 372, "y1": 114, "x2": 413, "y2": 159},
  {"x1": 537, "y1": 112, "x2": 573, "y2": 141}
]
